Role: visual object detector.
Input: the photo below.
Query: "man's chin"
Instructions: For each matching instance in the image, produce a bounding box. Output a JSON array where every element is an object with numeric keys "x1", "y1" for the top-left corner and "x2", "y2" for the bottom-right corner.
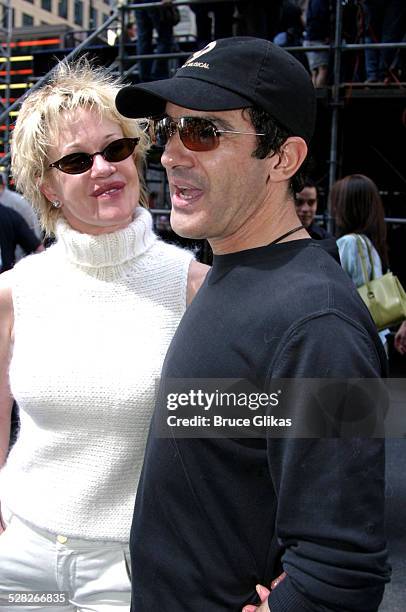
[
  {"x1": 170, "y1": 213, "x2": 207, "y2": 240},
  {"x1": 171, "y1": 225, "x2": 207, "y2": 240}
]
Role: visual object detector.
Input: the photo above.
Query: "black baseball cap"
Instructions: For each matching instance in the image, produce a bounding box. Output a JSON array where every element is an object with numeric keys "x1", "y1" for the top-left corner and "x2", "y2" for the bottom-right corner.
[{"x1": 115, "y1": 37, "x2": 316, "y2": 143}]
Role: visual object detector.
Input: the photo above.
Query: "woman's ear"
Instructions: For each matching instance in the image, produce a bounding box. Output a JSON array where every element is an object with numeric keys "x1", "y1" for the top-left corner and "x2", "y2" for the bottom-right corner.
[
  {"x1": 39, "y1": 176, "x2": 58, "y2": 204},
  {"x1": 267, "y1": 137, "x2": 308, "y2": 184}
]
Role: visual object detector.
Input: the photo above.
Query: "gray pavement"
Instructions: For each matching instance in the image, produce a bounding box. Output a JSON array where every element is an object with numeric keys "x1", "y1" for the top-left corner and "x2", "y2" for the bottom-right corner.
[{"x1": 379, "y1": 439, "x2": 406, "y2": 610}]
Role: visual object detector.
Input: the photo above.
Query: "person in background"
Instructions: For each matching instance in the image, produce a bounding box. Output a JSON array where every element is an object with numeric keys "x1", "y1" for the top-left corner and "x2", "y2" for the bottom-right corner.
[
  {"x1": 0, "y1": 203, "x2": 43, "y2": 273},
  {"x1": 0, "y1": 58, "x2": 207, "y2": 610},
  {"x1": 0, "y1": 173, "x2": 41, "y2": 238},
  {"x1": 394, "y1": 320, "x2": 406, "y2": 354},
  {"x1": 304, "y1": 0, "x2": 331, "y2": 87},
  {"x1": 121, "y1": 21, "x2": 137, "y2": 45},
  {"x1": 191, "y1": 1, "x2": 234, "y2": 50},
  {"x1": 295, "y1": 178, "x2": 332, "y2": 239},
  {"x1": 0, "y1": 172, "x2": 42, "y2": 261},
  {"x1": 273, "y1": 0, "x2": 306, "y2": 64},
  {"x1": 135, "y1": 0, "x2": 176, "y2": 82},
  {"x1": 330, "y1": 173, "x2": 390, "y2": 349},
  {"x1": 235, "y1": 0, "x2": 283, "y2": 40},
  {"x1": 117, "y1": 21, "x2": 138, "y2": 71},
  {"x1": 363, "y1": 0, "x2": 406, "y2": 83}
]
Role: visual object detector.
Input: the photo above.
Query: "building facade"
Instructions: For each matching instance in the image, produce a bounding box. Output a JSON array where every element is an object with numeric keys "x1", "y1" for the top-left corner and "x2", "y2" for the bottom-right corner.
[{"x1": 9, "y1": 0, "x2": 113, "y2": 30}]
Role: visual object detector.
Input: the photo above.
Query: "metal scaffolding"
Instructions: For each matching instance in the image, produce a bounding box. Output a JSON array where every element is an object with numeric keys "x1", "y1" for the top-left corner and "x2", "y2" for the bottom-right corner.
[
  {"x1": 0, "y1": 0, "x2": 12, "y2": 162},
  {"x1": 0, "y1": 0, "x2": 404, "y2": 206}
]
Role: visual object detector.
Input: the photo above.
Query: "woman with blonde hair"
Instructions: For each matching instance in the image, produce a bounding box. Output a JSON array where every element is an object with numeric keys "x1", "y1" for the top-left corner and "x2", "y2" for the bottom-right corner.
[{"x1": 0, "y1": 58, "x2": 207, "y2": 610}]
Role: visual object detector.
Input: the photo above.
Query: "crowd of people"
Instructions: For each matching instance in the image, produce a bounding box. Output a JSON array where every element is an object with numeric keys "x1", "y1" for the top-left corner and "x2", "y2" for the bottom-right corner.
[
  {"x1": 0, "y1": 13, "x2": 405, "y2": 612},
  {"x1": 118, "y1": 0, "x2": 405, "y2": 87}
]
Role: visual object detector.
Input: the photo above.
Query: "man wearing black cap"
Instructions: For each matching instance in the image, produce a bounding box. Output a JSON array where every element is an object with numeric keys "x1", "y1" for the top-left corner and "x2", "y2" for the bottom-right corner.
[{"x1": 116, "y1": 38, "x2": 389, "y2": 611}]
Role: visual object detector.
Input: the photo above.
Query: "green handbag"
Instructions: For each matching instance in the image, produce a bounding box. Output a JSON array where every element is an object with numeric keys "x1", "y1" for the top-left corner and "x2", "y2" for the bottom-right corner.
[{"x1": 355, "y1": 235, "x2": 406, "y2": 331}]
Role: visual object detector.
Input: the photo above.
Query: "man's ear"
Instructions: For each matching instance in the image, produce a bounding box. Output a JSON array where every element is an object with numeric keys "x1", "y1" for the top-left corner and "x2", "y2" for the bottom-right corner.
[{"x1": 267, "y1": 137, "x2": 308, "y2": 184}]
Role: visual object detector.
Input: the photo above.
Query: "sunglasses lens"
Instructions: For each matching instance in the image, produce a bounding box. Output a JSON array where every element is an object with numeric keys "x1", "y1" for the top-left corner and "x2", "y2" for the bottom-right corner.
[
  {"x1": 53, "y1": 138, "x2": 139, "y2": 174},
  {"x1": 153, "y1": 118, "x2": 219, "y2": 152},
  {"x1": 180, "y1": 118, "x2": 218, "y2": 152},
  {"x1": 58, "y1": 153, "x2": 93, "y2": 174},
  {"x1": 154, "y1": 119, "x2": 171, "y2": 147},
  {"x1": 104, "y1": 138, "x2": 138, "y2": 162}
]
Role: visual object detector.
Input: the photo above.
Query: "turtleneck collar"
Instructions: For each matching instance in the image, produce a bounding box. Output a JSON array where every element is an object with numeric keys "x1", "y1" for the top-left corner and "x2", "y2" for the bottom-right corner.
[{"x1": 55, "y1": 207, "x2": 157, "y2": 269}]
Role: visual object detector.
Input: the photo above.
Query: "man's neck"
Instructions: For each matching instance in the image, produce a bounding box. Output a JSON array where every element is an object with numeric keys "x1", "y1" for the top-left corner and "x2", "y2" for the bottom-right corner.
[{"x1": 210, "y1": 196, "x2": 309, "y2": 255}]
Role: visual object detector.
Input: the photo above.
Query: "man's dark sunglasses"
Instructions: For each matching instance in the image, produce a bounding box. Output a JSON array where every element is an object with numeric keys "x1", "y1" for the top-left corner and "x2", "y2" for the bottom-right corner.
[
  {"x1": 49, "y1": 137, "x2": 139, "y2": 175},
  {"x1": 151, "y1": 116, "x2": 265, "y2": 152}
]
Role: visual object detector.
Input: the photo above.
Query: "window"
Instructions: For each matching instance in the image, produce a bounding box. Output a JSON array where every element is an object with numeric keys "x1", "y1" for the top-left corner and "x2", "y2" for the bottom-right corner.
[
  {"x1": 103, "y1": 13, "x2": 110, "y2": 23},
  {"x1": 41, "y1": 0, "x2": 52, "y2": 11},
  {"x1": 90, "y1": 7, "x2": 98, "y2": 28},
  {"x1": 58, "y1": 0, "x2": 68, "y2": 19},
  {"x1": 74, "y1": 0, "x2": 83, "y2": 26},
  {"x1": 22, "y1": 13, "x2": 34, "y2": 26}
]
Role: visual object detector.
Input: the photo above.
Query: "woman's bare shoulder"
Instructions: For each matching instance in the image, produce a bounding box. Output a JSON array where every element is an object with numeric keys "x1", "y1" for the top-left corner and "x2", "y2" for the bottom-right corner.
[{"x1": 0, "y1": 271, "x2": 14, "y2": 326}]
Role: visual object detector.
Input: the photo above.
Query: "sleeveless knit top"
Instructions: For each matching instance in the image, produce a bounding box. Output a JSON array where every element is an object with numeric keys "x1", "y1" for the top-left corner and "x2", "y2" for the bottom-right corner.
[{"x1": 1, "y1": 207, "x2": 193, "y2": 542}]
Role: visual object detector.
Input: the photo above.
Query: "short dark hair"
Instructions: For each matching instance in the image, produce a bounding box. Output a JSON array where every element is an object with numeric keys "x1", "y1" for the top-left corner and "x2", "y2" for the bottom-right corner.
[
  {"x1": 245, "y1": 106, "x2": 309, "y2": 194},
  {"x1": 299, "y1": 178, "x2": 318, "y2": 193}
]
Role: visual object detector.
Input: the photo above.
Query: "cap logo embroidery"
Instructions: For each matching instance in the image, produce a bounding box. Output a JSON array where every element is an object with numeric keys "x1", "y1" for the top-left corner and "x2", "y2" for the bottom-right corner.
[{"x1": 182, "y1": 41, "x2": 217, "y2": 69}]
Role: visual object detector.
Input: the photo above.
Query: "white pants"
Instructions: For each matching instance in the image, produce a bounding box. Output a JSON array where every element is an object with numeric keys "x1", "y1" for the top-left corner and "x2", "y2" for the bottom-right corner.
[{"x1": 0, "y1": 515, "x2": 131, "y2": 611}]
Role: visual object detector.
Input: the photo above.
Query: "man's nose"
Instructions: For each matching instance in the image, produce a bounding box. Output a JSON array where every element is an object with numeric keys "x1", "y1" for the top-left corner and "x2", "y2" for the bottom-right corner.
[{"x1": 161, "y1": 131, "x2": 193, "y2": 170}]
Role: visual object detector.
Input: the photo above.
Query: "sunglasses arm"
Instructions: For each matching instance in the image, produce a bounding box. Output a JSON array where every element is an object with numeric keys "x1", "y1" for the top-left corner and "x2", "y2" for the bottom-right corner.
[{"x1": 216, "y1": 130, "x2": 266, "y2": 136}]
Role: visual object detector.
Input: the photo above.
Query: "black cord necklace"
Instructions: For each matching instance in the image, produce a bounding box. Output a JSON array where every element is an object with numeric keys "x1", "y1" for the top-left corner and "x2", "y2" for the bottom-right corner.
[{"x1": 269, "y1": 224, "x2": 304, "y2": 246}]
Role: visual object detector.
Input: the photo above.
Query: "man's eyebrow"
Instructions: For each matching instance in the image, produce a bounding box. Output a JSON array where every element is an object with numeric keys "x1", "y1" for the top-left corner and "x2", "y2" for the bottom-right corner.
[
  {"x1": 204, "y1": 115, "x2": 235, "y2": 131},
  {"x1": 163, "y1": 114, "x2": 236, "y2": 131}
]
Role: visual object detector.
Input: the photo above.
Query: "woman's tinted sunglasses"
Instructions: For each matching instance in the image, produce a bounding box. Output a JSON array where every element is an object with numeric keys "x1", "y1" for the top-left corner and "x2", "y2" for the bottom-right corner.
[
  {"x1": 49, "y1": 137, "x2": 139, "y2": 175},
  {"x1": 151, "y1": 116, "x2": 265, "y2": 152}
]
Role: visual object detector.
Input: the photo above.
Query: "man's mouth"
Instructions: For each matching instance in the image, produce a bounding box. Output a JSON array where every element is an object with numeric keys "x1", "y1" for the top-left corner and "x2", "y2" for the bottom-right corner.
[
  {"x1": 172, "y1": 184, "x2": 203, "y2": 207},
  {"x1": 175, "y1": 186, "x2": 202, "y2": 200}
]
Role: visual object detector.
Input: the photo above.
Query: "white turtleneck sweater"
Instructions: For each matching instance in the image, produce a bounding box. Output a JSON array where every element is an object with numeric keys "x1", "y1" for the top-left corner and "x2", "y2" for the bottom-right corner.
[{"x1": 1, "y1": 207, "x2": 193, "y2": 542}]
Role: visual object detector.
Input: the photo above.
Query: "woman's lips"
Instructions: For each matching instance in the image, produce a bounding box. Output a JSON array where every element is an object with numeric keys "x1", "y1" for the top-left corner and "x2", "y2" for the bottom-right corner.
[{"x1": 92, "y1": 182, "x2": 125, "y2": 198}]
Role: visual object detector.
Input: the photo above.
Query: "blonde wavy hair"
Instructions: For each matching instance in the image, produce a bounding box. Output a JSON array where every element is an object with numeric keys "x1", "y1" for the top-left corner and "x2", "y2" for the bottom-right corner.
[{"x1": 11, "y1": 57, "x2": 150, "y2": 235}]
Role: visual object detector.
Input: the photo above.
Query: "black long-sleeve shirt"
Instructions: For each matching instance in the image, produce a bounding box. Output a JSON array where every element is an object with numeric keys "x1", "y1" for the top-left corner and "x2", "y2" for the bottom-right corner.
[{"x1": 130, "y1": 238, "x2": 390, "y2": 611}]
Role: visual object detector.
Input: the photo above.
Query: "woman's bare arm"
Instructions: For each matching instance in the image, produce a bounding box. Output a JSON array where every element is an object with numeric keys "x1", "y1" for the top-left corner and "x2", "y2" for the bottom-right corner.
[
  {"x1": 0, "y1": 272, "x2": 14, "y2": 532},
  {"x1": 186, "y1": 260, "x2": 210, "y2": 306}
]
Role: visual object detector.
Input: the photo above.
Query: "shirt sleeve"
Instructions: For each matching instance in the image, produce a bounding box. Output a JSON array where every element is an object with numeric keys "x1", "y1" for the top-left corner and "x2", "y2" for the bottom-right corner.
[
  {"x1": 336, "y1": 235, "x2": 359, "y2": 282},
  {"x1": 266, "y1": 312, "x2": 390, "y2": 611},
  {"x1": 9, "y1": 208, "x2": 41, "y2": 255}
]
